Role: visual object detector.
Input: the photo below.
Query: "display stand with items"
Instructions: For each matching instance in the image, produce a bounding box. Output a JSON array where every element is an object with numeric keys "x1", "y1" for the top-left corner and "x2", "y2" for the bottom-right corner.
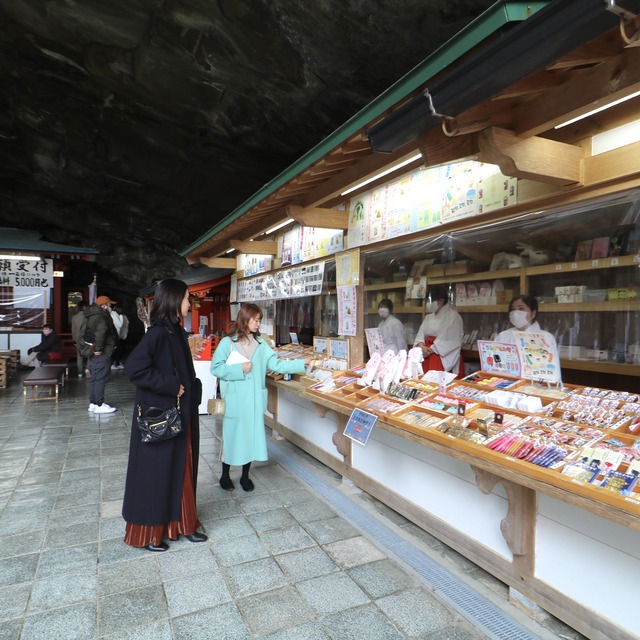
[{"x1": 266, "y1": 326, "x2": 640, "y2": 640}]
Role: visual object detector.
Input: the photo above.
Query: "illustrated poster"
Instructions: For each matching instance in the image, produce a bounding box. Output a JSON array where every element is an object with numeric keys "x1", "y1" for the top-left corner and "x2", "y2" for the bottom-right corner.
[
  {"x1": 477, "y1": 340, "x2": 521, "y2": 377},
  {"x1": 514, "y1": 331, "x2": 561, "y2": 383},
  {"x1": 337, "y1": 285, "x2": 357, "y2": 336}
]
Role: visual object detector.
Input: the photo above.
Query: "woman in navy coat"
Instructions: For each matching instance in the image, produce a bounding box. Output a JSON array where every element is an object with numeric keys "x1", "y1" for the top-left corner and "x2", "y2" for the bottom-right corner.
[{"x1": 122, "y1": 279, "x2": 205, "y2": 552}]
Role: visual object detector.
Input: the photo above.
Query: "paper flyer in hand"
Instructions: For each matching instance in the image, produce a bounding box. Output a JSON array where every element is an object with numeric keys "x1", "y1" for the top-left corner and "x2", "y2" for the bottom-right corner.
[
  {"x1": 343, "y1": 408, "x2": 377, "y2": 446},
  {"x1": 477, "y1": 340, "x2": 521, "y2": 377},
  {"x1": 226, "y1": 349, "x2": 249, "y2": 365}
]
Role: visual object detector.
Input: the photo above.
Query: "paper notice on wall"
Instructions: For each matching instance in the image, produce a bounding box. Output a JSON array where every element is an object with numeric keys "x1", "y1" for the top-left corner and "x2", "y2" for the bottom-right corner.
[
  {"x1": 337, "y1": 285, "x2": 357, "y2": 336},
  {"x1": 336, "y1": 250, "x2": 360, "y2": 286}
]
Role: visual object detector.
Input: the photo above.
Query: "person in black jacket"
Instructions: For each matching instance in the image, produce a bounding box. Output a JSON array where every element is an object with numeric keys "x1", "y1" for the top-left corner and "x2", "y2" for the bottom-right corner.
[
  {"x1": 23, "y1": 323, "x2": 61, "y2": 367},
  {"x1": 122, "y1": 279, "x2": 205, "y2": 552},
  {"x1": 85, "y1": 296, "x2": 118, "y2": 414}
]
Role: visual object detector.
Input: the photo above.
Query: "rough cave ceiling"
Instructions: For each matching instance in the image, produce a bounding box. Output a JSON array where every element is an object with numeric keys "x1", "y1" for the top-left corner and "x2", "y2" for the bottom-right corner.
[{"x1": 0, "y1": 0, "x2": 495, "y2": 297}]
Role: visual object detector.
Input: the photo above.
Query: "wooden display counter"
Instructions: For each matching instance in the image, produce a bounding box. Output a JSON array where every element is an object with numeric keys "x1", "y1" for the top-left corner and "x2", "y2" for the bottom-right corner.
[{"x1": 266, "y1": 374, "x2": 640, "y2": 640}]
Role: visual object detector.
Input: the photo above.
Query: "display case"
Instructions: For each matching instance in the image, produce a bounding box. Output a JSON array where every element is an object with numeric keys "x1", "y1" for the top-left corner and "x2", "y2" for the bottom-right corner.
[
  {"x1": 363, "y1": 190, "x2": 640, "y2": 388},
  {"x1": 307, "y1": 367, "x2": 640, "y2": 513}
]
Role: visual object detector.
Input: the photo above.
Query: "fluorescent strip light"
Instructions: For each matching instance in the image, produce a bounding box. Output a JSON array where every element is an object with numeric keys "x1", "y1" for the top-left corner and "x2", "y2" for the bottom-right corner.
[
  {"x1": 224, "y1": 248, "x2": 235, "y2": 254},
  {"x1": 265, "y1": 219, "x2": 295, "y2": 235},
  {"x1": 555, "y1": 90, "x2": 640, "y2": 129},
  {"x1": 0, "y1": 254, "x2": 41, "y2": 261},
  {"x1": 340, "y1": 153, "x2": 423, "y2": 196}
]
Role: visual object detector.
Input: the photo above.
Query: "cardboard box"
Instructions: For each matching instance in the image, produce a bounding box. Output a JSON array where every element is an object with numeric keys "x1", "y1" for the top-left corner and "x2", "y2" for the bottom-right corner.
[
  {"x1": 586, "y1": 349, "x2": 609, "y2": 361},
  {"x1": 496, "y1": 289, "x2": 513, "y2": 305},
  {"x1": 608, "y1": 288, "x2": 638, "y2": 300},
  {"x1": 444, "y1": 262, "x2": 476, "y2": 276},
  {"x1": 559, "y1": 345, "x2": 585, "y2": 359},
  {"x1": 425, "y1": 265, "x2": 445, "y2": 277}
]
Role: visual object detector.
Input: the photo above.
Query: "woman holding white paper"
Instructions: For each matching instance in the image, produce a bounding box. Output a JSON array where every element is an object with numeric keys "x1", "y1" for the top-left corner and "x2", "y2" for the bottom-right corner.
[
  {"x1": 210, "y1": 303, "x2": 309, "y2": 491},
  {"x1": 496, "y1": 295, "x2": 557, "y2": 347}
]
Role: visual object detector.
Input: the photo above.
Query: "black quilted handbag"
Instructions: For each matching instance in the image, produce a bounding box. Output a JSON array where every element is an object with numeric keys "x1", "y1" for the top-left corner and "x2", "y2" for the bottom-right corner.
[{"x1": 137, "y1": 397, "x2": 182, "y2": 443}]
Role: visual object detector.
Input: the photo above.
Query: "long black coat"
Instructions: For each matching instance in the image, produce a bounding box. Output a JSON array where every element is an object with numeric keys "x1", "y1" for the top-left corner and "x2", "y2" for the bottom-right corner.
[{"x1": 122, "y1": 320, "x2": 202, "y2": 526}]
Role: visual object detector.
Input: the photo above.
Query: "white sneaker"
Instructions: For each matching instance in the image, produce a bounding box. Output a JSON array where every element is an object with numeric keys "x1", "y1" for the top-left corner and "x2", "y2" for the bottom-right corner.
[
  {"x1": 110, "y1": 364, "x2": 118, "y2": 370},
  {"x1": 77, "y1": 374, "x2": 84, "y2": 378},
  {"x1": 88, "y1": 403, "x2": 98, "y2": 412},
  {"x1": 94, "y1": 403, "x2": 116, "y2": 414}
]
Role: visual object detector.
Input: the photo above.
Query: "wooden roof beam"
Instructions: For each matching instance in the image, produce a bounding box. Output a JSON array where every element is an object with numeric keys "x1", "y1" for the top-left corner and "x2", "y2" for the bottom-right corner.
[
  {"x1": 286, "y1": 205, "x2": 349, "y2": 229},
  {"x1": 229, "y1": 239, "x2": 277, "y2": 255},
  {"x1": 545, "y1": 40, "x2": 622, "y2": 70},
  {"x1": 512, "y1": 46, "x2": 640, "y2": 137},
  {"x1": 198, "y1": 257, "x2": 236, "y2": 269},
  {"x1": 476, "y1": 127, "x2": 583, "y2": 186},
  {"x1": 492, "y1": 73, "x2": 564, "y2": 100}
]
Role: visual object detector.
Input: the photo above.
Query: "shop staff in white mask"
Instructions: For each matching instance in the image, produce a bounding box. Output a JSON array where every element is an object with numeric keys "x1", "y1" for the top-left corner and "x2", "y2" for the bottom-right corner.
[
  {"x1": 377, "y1": 298, "x2": 407, "y2": 355},
  {"x1": 414, "y1": 286, "x2": 464, "y2": 377},
  {"x1": 496, "y1": 295, "x2": 557, "y2": 351}
]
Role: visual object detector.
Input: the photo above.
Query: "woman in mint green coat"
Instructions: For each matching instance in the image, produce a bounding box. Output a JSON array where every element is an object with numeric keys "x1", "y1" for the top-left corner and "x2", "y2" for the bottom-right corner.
[{"x1": 210, "y1": 303, "x2": 308, "y2": 492}]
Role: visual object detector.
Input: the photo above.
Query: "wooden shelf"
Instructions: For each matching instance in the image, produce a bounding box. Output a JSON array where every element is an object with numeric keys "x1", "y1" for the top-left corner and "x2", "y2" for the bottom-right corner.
[
  {"x1": 525, "y1": 253, "x2": 639, "y2": 276},
  {"x1": 537, "y1": 301, "x2": 639, "y2": 312},
  {"x1": 366, "y1": 306, "x2": 424, "y2": 314},
  {"x1": 429, "y1": 268, "x2": 520, "y2": 284},
  {"x1": 453, "y1": 305, "x2": 506, "y2": 313},
  {"x1": 364, "y1": 281, "x2": 407, "y2": 291},
  {"x1": 418, "y1": 254, "x2": 638, "y2": 286},
  {"x1": 456, "y1": 301, "x2": 638, "y2": 313}
]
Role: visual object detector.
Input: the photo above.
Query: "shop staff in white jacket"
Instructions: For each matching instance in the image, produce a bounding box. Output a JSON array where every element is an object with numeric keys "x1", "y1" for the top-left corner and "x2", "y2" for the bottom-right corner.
[
  {"x1": 496, "y1": 295, "x2": 558, "y2": 353},
  {"x1": 414, "y1": 285, "x2": 464, "y2": 377},
  {"x1": 377, "y1": 298, "x2": 407, "y2": 355}
]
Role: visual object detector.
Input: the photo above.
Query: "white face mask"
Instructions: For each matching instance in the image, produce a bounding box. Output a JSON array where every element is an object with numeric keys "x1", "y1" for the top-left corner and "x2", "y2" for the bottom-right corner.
[
  {"x1": 378, "y1": 308, "x2": 390, "y2": 319},
  {"x1": 509, "y1": 309, "x2": 530, "y2": 329},
  {"x1": 426, "y1": 301, "x2": 438, "y2": 314}
]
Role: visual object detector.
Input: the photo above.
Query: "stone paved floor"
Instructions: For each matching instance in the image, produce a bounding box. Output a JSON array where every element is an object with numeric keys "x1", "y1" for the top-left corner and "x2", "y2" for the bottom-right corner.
[{"x1": 0, "y1": 368, "x2": 587, "y2": 640}]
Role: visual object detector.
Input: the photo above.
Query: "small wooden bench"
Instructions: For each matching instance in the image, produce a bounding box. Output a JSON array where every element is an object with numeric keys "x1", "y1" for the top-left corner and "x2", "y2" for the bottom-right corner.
[
  {"x1": 42, "y1": 356, "x2": 70, "y2": 376},
  {"x1": 23, "y1": 365, "x2": 66, "y2": 402}
]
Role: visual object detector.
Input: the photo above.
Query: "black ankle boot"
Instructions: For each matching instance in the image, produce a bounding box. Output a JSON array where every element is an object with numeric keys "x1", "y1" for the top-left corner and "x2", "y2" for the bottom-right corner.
[
  {"x1": 240, "y1": 462, "x2": 254, "y2": 492},
  {"x1": 220, "y1": 462, "x2": 234, "y2": 491}
]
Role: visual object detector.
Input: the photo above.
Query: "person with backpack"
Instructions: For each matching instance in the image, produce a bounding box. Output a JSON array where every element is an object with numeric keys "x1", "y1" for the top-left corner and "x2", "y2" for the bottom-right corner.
[{"x1": 85, "y1": 295, "x2": 118, "y2": 414}]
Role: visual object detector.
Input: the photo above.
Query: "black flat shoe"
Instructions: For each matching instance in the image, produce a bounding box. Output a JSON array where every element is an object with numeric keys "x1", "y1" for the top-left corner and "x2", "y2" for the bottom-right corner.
[
  {"x1": 145, "y1": 542, "x2": 168, "y2": 552},
  {"x1": 220, "y1": 476, "x2": 235, "y2": 491},
  {"x1": 240, "y1": 477, "x2": 254, "y2": 492},
  {"x1": 185, "y1": 532, "x2": 208, "y2": 543}
]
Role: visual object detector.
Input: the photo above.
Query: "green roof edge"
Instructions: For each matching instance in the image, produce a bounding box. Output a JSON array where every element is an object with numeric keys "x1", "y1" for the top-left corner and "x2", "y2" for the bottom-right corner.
[{"x1": 181, "y1": 1, "x2": 548, "y2": 257}]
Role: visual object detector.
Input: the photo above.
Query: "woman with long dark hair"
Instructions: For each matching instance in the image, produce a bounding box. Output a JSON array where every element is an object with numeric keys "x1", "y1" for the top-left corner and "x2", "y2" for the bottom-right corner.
[
  {"x1": 122, "y1": 279, "x2": 205, "y2": 552},
  {"x1": 210, "y1": 303, "x2": 308, "y2": 491}
]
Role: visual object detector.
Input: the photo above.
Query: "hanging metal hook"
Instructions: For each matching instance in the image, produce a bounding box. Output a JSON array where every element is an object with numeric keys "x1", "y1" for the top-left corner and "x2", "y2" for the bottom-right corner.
[
  {"x1": 424, "y1": 89, "x2": 459, "y2": 136},
  {"x1": 605, "y1": 0, "x2": 640, "y2": 46}
]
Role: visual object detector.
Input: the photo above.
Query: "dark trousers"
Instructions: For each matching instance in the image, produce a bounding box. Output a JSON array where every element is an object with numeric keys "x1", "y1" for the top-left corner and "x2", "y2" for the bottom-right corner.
[
  {"x1": 89, "y1": 353, "x2": 111, "y2": 405},
  {"x1": 111, "y1": 340, "x2": 123, "y2": 366}
]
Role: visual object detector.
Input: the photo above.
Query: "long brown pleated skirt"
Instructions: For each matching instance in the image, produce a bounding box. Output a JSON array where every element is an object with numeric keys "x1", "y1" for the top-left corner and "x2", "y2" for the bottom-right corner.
[{"x1": 124, "y1": 426, "x2": 200, "y2": 547}]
